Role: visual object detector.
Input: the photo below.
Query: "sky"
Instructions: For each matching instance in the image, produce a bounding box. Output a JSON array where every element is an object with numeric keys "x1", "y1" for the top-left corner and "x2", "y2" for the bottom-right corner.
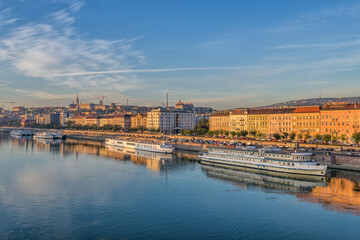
[{"x1": 1, "y1": 0, "x2": 360, "y2": 110}]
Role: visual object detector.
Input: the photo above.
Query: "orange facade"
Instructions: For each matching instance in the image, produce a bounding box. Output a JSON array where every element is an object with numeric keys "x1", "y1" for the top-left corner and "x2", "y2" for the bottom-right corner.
[
  {"x1": 268, "y1": 108, "x2": 294, "y2": 136},
  {"x1": 320, "y1": 103, "x2": 360, "y2": 140},
  {"x1": 209, "y1": 111, "x2": 230, "y2": 131}
]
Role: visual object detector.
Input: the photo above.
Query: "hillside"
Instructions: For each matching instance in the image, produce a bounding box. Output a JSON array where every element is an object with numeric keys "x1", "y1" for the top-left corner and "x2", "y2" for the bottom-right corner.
[{"x1": 262, "y1": 96, "x2": 360, "y2": 108}]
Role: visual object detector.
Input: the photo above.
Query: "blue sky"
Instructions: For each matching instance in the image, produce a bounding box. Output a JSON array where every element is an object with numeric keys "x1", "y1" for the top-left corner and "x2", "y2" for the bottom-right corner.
[{"x1": 1, "y1": 0, "x2": 360, "y2": 109}]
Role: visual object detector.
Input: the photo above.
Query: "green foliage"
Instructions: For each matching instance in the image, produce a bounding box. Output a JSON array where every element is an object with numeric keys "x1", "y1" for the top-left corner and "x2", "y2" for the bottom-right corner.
[
  {"x1": 240, "y1": 130, "x2": 248, "y2": 137},
  {"x1": 193, "y1": 119, "x2": 209, "y2": 136},
  {"x1": 340, "y1": 134, "x2": 347, "y2": 143},
  {"x1": 352, "y1": 132, "x2": 360, "y2": 146},
  {"x1": 273, "y1": 133, "x2": 281, "y2": 140},
  {"x1": 282, "y1": 132, "x2": 289, "y2": 140},
  {"x1": 297, "y1": 133, "x2": 303, "y2": 140},
  {"x1": 323, "y1": 134, "x2": 331, "y2": 144},
  {"x1": 315, "y1": 134, "x2": 322, "y2": 141},
  {"x1": 249, "y1": 130, "x2": 257, "y2": 137},
  {"x1": 289, "y1": 132, "x2": 296, "y2": 141},
  {"x1": 230, "y1": 131, "x2": 236, "y2": 137},
  {"x1": 304, "y1": 133, "x2": 311, "y2": 140}
]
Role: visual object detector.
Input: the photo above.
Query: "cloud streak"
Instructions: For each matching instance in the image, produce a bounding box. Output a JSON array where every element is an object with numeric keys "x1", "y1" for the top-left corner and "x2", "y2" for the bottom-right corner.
[{"x1": 50, "y1": 66, "x2": 246, "y2": 77}]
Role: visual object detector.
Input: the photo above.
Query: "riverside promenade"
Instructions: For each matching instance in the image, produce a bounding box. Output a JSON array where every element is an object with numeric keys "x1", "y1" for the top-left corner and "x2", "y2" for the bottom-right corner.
[{"x1": 3, "y1": 127, "x2": 360, "y2": 171}]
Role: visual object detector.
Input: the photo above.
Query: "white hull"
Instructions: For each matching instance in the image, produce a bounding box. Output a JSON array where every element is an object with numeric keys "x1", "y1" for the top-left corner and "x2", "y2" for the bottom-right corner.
[
  {"x1": 34, "y1": 132, "x2": 63, "y2": 140},
  {"x1": 105, "y1": 139, "x2": 174, "y2": 154},
  {"x1": 11, "y1": 131, "x2": 34, "y2": 136}
]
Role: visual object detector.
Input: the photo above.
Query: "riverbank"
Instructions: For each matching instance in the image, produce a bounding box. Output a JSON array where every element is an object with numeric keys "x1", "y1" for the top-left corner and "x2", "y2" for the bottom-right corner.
[{"x1": 3, "y1": 127, "x2": 360, "y2": 172}]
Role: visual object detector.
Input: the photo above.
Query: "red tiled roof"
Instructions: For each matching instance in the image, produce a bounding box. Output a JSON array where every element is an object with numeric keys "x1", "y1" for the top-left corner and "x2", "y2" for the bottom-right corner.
[{"x1": 293, "y1": 106, "x2": 320, "y2": 113}]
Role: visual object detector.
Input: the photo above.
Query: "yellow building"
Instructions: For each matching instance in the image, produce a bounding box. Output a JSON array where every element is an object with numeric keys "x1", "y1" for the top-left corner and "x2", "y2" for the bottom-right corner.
[
  {"x1": 209, "y1": 111, "x2": 230, "y2": 131},
  {"x1": 99, "y1": 116, "x2": 114, "y2": 126},
  {"x1": 292, "y1": 106, "x2": 321, "y2": 136},
  {"x1": 229, "y1": 108, "x2": 249, "y2": 132},
  {"x1": 248, "y1": 109, "x2": 270, "y2": 137},
  {"x1": 131, "y1": 113, "x2": 148, "y2": 128}
]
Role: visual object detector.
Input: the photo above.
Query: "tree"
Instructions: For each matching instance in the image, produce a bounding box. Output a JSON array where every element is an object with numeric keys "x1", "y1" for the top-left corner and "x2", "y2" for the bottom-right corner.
[
  {"x1": 224, "y1": 131, "x2": 229, "y2": 137},
  {"x1": 257, "y1": 132, "x2": 263, "y2": 138},
  {"x1": 249, "y1": 130, "x2": 257, "y2": 137},
  {"x1": 273, "y1": 133, "x2": 281, "y2": 140},
  {"x1": 240, "y1": 130, "x2": 248, "y2": 138},
  {"x1": 289, "y1": 132, "x2": 296, "y2": 141},
  {"x1": 230, "y1": 131, "x2": 236, "y2": 137},
  {"x1": 297, "y1": 133, "x2": 303, "y2": 141},
  {"x1": 282, "y1": 132, "x2": 289, "y2": 140},
  {"x1": 304, "y1": 133, "x2": 311, "y2": 141},
  {"x1": 315, "y1": 134, "x2": 322, "y2": 147},
  {"x1": 194, "y1": 119, "x2": 209, "y2": 136},
  {"x1": 207, "y1": 130, "x2": 214, "y2": 137},
  {"x1": 323, "y1": 134, "x2": 331, "y2": 144},
  {"x1": 352, "y1": 132, "x2": 360, "y2": 147},
  {"x1": 340, "y1": 134, "x2": 347, "y2": 144}
]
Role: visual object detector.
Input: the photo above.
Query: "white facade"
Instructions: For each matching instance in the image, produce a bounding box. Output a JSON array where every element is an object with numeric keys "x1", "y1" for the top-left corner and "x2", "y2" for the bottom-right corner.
[{"x1": 147, "y1": 108, "x2": 197, "y2": 133}]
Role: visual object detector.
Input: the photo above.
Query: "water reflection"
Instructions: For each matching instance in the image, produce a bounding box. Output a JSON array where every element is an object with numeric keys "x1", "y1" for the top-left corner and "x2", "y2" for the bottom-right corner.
[
  {"x1": 201, "y1": 161, "x2": 360, "y2": 216},
  {"x1": 201, "y1": 164, "x2": 326, "y2": 193},
  {"x1": 3, "y1": 134, "x2": 360, "y2": 217},
  {"x1": 297, "y1": 174, "x2": 360, "y2": 216}
]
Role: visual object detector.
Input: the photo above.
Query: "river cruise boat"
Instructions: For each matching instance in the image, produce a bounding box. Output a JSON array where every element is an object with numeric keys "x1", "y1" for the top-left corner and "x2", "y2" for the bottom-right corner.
[
  {"x1": 10, "y1": 130, "x2": 34, "y2": 136},
  {"x1": 200, "y1": 147, "x2": 327, "y2": 176},
  {"x1": 105, "y1": 138, "x2": 174, "y2": 154},
  {"x1": 34, "y1": 132, "x2": 64, "y2": 140}
]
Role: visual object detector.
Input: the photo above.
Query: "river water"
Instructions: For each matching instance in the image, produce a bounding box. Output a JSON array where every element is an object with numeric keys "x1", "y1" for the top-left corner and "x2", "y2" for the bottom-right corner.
[{"x1": 0, "y1": 133, "x2": 360, "y2": 239}]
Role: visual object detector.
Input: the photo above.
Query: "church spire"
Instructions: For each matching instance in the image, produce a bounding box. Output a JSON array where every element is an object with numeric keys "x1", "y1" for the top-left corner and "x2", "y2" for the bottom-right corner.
[{"x1": 76, "y1": 93, "x2": 79, "y2": 105}]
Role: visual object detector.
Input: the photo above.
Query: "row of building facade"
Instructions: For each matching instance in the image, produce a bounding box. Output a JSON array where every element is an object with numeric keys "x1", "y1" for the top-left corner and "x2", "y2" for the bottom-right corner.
[
  {"x1": 69, "y1": 108, "x2": 200, "y2": 134},
  {"x1": 209, "y1": 103, "x2": 360, "y2": 140}
]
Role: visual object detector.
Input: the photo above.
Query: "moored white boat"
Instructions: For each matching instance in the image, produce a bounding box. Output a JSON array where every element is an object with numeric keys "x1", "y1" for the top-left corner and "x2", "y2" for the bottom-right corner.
[
  {"x1": 10, "y1": 130, "x2": 34, "y2": 136},
  {"x1": 105, "y1": 138, "x2": 174, "y2": 154},
  {"x1": 34, "y1": 132, "x2": 64, "y2": 140},
  {"x1": 200, "y1": 147, "x2": 327, "y2": 176}
]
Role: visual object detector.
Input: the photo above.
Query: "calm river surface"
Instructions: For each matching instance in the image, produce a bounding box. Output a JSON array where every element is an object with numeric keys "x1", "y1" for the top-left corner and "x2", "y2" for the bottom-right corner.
[{"x1": 0, "y1": 133, "x2": 360, "y2": 239}]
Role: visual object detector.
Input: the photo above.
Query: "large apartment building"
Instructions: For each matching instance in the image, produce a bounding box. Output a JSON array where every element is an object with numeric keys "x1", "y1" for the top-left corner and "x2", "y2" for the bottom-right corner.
[
  {"x1": 229, "y1": 108, "x2": 249, "y2": 132},
  {"x1": 320, "y1": 103, "x2": 360, "y2": 138},
  {"x1": 268, "y1": 108, "x2": 294, "y2": 136},
  {"x1": 248, "y1": 109, "x2": 270, "y2": 136},
  {"x1": 209, "y1": 110, "x2": 230, "y2": 131},
  {"x1": 131, "y1": 113, "x2": 148, "y2": 128},
  {"x1": 292, "y1": 106, "x2": 321, "y2": 135},
  {"x1": 147, "y1": 108, "x2": 196, "y2": 134},
  {"x1": 209, "y1": 103, "x2": 360, "y2": 141}
]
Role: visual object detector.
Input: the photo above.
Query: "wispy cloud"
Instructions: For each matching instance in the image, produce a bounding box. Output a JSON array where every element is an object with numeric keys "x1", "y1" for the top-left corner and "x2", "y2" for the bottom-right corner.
[
  {"x1": 270, "y1": 4, "x2": 360, "y2": 33},
  {"x1": 0, "y1": 8, "x2": 18, "y2": 29},
  {"x1": 50, "y1": 66, "x2": 246, "y2": 77},
  {"x1": 0, "y1": 0, "x2": 145, "y2": 93},
  {"x1": 306, "y1": 81, "x2": 329, "y2": 85},
  {"x1": 272, "y1": 39, "x2": 360, "y2": 50}
]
